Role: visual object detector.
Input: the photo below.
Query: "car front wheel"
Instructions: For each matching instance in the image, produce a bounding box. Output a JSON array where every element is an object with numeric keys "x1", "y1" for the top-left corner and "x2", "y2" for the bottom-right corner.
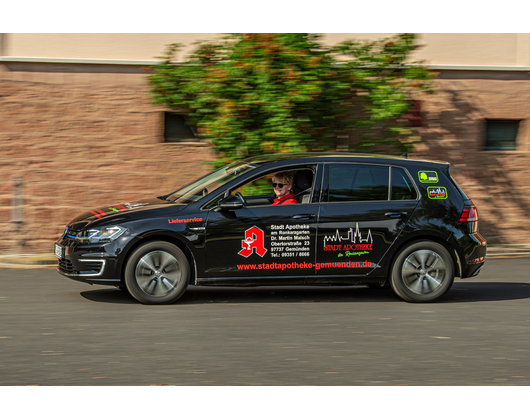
[
  {"x1": 390, "y1": 241, "x2": 454, "y2": 303},
  {"x1": 124, "y1": 241, "x2": 190, "y2": 304}
]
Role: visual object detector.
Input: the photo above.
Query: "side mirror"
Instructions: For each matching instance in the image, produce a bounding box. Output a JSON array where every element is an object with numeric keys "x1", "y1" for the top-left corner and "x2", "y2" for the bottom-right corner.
[{"x1": 217, "y1": 195, "x2": 245, "y2": 210}]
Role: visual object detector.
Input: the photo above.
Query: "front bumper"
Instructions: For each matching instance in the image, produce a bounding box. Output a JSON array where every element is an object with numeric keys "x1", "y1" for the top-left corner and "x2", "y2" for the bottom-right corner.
[
  {"x1": 55, "y1": 236, "x2": 127, "y2": 286},
  {"x1": 56, "y1": 256, "x2": 121, "y2": 285}
]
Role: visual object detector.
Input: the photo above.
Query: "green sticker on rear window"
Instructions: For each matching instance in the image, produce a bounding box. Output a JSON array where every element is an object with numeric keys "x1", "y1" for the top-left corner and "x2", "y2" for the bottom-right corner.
[
  {"x1": 428, "y1": 186, "x2": 447, "y2": 199},
  {"x1": 418, "y1": 171, "x2": 438, "y2": 183}
]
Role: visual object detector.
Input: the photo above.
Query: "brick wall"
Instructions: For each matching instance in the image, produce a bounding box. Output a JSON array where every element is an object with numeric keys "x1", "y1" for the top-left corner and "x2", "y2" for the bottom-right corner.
[
  {"x1": 1, "y1": 67, "x2": 530, "y2": 253},
  {"x1": 0, "y1": 68, "x2": 214, "y2": 253},
  {"x1": 413, "y1": 73, "x2": 530, "y2": 244}
]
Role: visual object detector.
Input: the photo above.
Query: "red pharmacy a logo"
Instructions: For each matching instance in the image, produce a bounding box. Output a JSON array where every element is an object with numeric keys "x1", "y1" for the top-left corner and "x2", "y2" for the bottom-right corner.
[{"x1": 238, "y1": 226, "x2": 267, "y2": 258}]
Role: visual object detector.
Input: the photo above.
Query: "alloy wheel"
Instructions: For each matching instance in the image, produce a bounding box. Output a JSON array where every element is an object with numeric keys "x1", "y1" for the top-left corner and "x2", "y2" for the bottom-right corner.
[
  {"x1": 135, "y1": 251, "x2": 181, "y2": 297},
  {"x1": 401, "y1": 249, "x2": 446, "y2": 295}
]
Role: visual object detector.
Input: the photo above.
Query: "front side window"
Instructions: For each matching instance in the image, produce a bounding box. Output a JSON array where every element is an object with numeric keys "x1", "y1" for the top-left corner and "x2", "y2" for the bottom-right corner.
[
  {"x1": 230, "y1": 167, "x2": 316, "y2": 206},
  {"x1": 327, "y1": 164, "x2": 389, "y2": 202}
]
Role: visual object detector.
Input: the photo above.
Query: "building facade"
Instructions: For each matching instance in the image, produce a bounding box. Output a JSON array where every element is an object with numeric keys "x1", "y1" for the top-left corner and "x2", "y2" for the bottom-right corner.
[{"x1": 1, "y1": 33, "x2": 530, "y2": 252}]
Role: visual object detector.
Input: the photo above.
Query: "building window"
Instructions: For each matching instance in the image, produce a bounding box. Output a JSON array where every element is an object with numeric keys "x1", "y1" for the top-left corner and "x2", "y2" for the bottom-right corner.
[
  {"x1": 485, "y1": 120, "x2": 519, "y2": 151},
  {"x1": 164, "y1": 112, "x2": 197, "y2": 142}
]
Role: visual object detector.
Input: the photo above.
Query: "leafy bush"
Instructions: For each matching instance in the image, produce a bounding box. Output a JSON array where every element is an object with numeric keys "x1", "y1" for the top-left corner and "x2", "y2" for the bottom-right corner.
[{"x1": 150, "y1": 33, "x2": 435, "y2": 167}]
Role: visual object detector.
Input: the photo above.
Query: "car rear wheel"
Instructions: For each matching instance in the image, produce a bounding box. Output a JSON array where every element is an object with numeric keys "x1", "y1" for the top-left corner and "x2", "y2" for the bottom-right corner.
[
  {"x1": 125, "y1": 241, "x2": 190, "y2": 304},
  {"x1": 390, "y1": 241, "x2": 454, "y2": 303}
]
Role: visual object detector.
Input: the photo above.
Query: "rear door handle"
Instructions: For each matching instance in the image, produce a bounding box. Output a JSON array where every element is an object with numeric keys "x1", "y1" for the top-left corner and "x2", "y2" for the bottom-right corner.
[
  {"x1": 292, "y1": 214, "x2": 316, "y2": 220},
  {"x1": 385, "y1": 212, "x2": 408, "y2": 218}
]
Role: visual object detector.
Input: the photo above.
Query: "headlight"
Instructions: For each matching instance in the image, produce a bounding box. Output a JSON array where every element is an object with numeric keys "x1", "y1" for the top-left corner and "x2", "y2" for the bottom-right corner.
[{"x1": 70, "y1": 226, "x2": 126, "y2": 244}]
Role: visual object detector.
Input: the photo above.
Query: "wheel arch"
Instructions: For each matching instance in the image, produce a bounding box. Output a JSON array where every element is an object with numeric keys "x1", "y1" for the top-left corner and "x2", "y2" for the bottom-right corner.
[
  {"x1": 119, "y1": 232, "x2": 197, "y2": 287},
  {"x1": 386, "y1": 234, "x2": 461, "y2": 283}
]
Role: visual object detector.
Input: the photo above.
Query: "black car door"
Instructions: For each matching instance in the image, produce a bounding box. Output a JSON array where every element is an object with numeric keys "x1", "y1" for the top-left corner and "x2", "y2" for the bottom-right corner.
[
  {"x1": 202, "y1": 165, "x2": 322, "y2": 281},
  {"x1": 315, "y1": 163, "x2": 419, "y2": 276}
]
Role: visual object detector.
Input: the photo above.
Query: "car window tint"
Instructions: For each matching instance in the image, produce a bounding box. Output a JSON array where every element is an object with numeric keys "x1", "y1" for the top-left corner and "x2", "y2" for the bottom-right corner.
[
  {"x1": 328, "y1": 164, "x2": 389, "y2": 202},
  {"x1": 391, "y1": 167, "x2": 416, "y2": 200},
  {"x1": 231, "y1": 167, "x2": 315, "y2": 205}
]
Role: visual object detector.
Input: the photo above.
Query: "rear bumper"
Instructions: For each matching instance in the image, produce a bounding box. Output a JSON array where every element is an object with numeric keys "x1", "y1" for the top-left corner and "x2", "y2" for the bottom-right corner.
[{"x1": 460, "y1": 232, "x2": 487, "y2": 278}]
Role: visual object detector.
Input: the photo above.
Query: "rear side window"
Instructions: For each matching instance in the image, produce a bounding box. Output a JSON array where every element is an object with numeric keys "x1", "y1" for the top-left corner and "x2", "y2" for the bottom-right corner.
[
  {"x1": 391, "y1": 167, "x2": 416, "y2": 200},
  {"x1": 327, "y1": 164, "x2": 389, "y2": 202}
]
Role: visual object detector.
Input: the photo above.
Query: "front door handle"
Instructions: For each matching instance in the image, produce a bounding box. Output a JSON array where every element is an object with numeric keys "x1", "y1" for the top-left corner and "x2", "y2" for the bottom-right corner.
[
  {"x1": 385, "y1": 212, "x2": 408, "y2": 218},
  {"x1": 292, "y1": 214, "x2": 316, "y2": 220}
]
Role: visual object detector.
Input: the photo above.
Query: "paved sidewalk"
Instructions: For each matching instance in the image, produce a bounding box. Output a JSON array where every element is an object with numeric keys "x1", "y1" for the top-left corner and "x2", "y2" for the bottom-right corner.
[
  {"x1": 0, "y1": 253, "x2": 57, "y2": 269},
  {"x1": 486, "y1": 244, "x2": 530, "y2": 257},
  {"x1": 1, "y1": 244, "x2": 529, "y2": 269}
]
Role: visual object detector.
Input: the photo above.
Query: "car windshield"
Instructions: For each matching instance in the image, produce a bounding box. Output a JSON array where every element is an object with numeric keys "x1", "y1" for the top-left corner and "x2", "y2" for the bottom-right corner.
[{"x1": 162, "y1": 161, "x2": 257, "y2": 204}]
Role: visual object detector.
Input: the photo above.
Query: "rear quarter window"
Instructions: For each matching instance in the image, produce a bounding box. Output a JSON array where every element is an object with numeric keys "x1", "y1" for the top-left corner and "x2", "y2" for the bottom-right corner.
[{"x1": 391, "y1": 167, "x2": 417, "y2": 200}]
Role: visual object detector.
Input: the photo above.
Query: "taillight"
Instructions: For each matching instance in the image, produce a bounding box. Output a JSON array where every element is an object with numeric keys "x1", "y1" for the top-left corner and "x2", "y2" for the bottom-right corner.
[
  {"x1": 459, "y1": 205, "x2": 478, "y2": 222},
  {"x1": 459, "y1": 205, "x2": 479, "y2": 232}
]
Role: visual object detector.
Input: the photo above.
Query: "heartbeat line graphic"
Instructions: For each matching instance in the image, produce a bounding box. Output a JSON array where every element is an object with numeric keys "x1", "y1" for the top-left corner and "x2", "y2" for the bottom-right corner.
[{"x1": 323, "y1": 223, "x2": 373, "y2": 247}]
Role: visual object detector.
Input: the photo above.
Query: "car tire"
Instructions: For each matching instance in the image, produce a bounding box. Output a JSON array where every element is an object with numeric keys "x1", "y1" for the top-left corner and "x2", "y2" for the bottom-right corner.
[
  {"x1": 390, "y1": 241, "x2": 454, "y2": 303},
  {"x1": 124, "y1": 241, "x2": 190, "y2": 305}
]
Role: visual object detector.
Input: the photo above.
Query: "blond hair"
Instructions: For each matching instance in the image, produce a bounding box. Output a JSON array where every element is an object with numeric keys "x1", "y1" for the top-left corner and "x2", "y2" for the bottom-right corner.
[{"x1": 272, "y1": 171, "x2": 294, "y2": 185}]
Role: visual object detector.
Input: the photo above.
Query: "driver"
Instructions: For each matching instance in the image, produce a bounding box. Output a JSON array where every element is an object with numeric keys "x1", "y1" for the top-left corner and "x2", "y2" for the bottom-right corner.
[{"x1": 271, "y1": 172, "x2": 298, "y2": 205}]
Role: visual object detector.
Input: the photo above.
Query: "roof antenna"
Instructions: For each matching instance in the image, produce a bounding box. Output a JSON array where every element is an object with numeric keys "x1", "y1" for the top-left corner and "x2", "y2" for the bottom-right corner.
[{"x1": 401, "y1": 151, "x2": 409, "y2": 158}]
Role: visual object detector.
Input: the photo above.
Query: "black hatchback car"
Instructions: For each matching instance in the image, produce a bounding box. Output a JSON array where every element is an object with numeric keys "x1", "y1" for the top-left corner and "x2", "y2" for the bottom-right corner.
[{"x1": 55, "y1": 153, "x2": 486, "y2": 304}]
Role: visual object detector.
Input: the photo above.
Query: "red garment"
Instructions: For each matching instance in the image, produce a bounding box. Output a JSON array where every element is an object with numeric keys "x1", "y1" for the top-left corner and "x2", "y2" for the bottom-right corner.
[{"x1": 272, "y1": 193, "x2": 298, "y2": 205}]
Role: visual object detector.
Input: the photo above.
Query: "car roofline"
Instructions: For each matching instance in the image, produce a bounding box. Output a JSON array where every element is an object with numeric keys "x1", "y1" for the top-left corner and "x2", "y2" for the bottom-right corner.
[{"x1": 240, "y1": 152, "x2": 450, "y2": 167}]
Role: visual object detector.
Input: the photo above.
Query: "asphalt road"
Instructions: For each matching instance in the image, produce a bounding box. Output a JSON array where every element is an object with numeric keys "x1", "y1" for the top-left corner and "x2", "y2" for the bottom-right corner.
[{"x1": 1, "y1": 257, "x2": 530, "y2": 386}]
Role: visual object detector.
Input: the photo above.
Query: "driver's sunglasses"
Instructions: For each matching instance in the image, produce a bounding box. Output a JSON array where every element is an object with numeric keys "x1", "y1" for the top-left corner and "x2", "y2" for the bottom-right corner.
[{"x1": 272, "y1": 182, "x2": 286, "y2": 188}]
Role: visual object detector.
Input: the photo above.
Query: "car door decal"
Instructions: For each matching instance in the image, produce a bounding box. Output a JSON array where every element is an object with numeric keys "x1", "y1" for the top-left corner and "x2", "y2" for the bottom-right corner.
[{"x1": 238, "y1": 226, "x2": 268, "y2": 258}]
